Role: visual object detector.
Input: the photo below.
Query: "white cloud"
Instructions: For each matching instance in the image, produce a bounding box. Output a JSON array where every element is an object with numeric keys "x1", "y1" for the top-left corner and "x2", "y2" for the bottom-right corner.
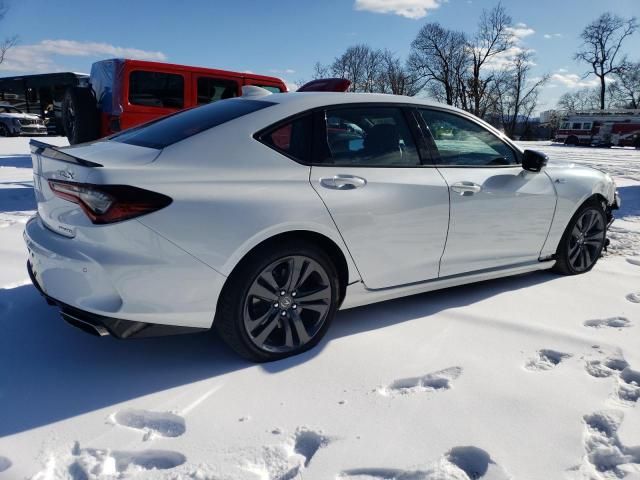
[
  {"x1": 354, "y1": 0, "x2": 445, "y2": 19},
  {"x1": 549, "y1": 72, "x2": 599, "y2": 89},
  {"x1": 270, "y1": 68, "x2": 296, "y2": 75},
  {"x1": 0, "y1": 39, "x2": 167, "y2": 73},
  {"x1": 543, "y1": 33, "x2": 563, "y2": 39},
  {"x1": 506, "y1": 23, "x2": 535, "y2": 40}
]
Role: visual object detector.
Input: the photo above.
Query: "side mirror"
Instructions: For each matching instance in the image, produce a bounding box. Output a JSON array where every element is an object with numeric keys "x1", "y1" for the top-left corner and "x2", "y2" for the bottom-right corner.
[{"x1": 522, "y1": 149, "x2": 548, "y2": 173}]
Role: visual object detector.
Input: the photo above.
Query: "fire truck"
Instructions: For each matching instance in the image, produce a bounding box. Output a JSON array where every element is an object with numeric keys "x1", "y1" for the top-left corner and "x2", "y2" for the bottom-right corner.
[{"x1": 554, "y1": 110, "x2": 640, "y2": 147}]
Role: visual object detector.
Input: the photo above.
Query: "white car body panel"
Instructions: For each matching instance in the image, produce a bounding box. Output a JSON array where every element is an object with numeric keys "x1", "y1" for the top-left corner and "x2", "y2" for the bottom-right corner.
[
  {"x1": 436, "y1": 166, "x2": 557, "y2": 277},
  {"x1": 22, "y1": 92, "x2": 618, "y2": 338},
  {"x1": 310, "y1": 166, "x2": 449, "y2": 288}
]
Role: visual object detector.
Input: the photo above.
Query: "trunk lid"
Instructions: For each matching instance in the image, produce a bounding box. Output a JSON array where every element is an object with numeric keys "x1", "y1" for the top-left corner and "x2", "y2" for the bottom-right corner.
[{"x1": 30, "y1": 140, "x2": 161, "y2": 237}]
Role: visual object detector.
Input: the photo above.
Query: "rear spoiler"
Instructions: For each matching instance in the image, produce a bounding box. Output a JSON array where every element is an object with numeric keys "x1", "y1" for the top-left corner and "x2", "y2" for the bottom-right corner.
[
  {"x1": 29, "y1": 139, "x2": 103, "y2": 168},
  {"x1": 297, "y1": 78, "x2": 351, "y2": 93}
]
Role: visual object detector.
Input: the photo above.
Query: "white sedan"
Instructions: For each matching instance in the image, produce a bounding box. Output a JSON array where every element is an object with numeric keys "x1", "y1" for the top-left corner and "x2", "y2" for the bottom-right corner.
[{"x1": 24, "y1": 90, "x2": 620, "y2": 361}]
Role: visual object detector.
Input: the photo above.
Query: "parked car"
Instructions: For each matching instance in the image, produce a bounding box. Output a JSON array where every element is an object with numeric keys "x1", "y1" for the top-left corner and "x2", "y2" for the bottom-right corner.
[
  {"x1": 0, "y1": 72, "x2": 89, "y2": 136},
  {"x1": 25, "y1": 91, "x2": 620, "y2": 361},
  {"x1": 0, "y1": 105, "x2": 47, "y2": 136},
  {"x1": 62, "y1": 58, "x2": 288, "y2": 144}
]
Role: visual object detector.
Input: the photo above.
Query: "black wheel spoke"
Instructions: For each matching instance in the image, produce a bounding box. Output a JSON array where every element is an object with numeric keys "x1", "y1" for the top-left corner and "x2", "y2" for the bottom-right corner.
[
  {"x1": 246, "y1": 308, "x2": 275, "y2": 333},
  {"x1": 290, "y1": 310, "x2": 311, "y2": 345},
  {"x1": 249, "y1": 282, "x2": 278, "y2": 302},
  {"x1": 253, "y1": 316, "x2": 280, "y2": 346},
  {"x1": 296, "y1": 285, "x2": 330, "y2": 302}
]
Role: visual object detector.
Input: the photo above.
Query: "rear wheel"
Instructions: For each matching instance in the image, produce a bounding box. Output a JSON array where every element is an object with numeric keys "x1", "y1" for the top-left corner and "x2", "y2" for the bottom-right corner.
[
  {"x1": 565, "y1": 135, "x2": 579, "y2": 146},
  {"x1": 62, "y1": 87, "x2": 99, "y2": 145},
  {"x1": 215, "y1": 240, "x2": 339, "y2": 362},
  {"x1": 553, "y1": 200, "x2": 607, "y2": 275}
]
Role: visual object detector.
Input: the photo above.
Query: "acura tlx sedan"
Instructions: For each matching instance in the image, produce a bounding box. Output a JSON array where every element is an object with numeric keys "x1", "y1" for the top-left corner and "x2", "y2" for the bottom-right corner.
[{"x1": 24, "y1": 89, "x2": 620, "y2": 362}]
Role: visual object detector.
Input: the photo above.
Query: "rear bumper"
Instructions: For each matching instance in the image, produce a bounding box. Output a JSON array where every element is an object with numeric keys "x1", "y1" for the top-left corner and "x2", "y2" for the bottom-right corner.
[
  {"x1": 24, "y1": 215, "x2": 226, "y2": 335},
  {"x1": 27, "y1": 260, "x2": 206, "y2": 338}
]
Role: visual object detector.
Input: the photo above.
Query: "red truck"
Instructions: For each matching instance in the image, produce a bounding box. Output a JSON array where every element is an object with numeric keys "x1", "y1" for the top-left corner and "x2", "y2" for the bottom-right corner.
[{"x1": 62, "y1": 58, "x2": 288, "y2": 144}]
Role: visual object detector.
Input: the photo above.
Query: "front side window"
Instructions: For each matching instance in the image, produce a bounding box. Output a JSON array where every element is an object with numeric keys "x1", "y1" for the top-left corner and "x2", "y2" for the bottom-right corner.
[
  {"x1": 419, "y1": 109, "x2": 518, "y2": 166},
  {"x1": 259, "y1": 114, "x2": 312, "y2": 163},
  {"x1": 128, "y1": 71, "x2": 184, "y2": 109},
  {"x1": 322, "y1": 107, "x2": 419, "y2": 166},
  {"x1": 197, "y1": 77, "x2": 238, "y2": 104},
  {"x1": 561, "y1": 122, "x2": 570, "y2": 129}
]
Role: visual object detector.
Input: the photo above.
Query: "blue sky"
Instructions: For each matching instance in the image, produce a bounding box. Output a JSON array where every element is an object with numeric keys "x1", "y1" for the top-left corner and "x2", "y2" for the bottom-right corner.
[{"x1": 2, "y1": 0, "x2": 639, "y2": 111}]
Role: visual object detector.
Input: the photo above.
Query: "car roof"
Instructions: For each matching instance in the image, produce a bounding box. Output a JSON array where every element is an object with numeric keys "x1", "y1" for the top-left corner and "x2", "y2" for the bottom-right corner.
[{"x1": 254, "y1": 91, "x2": 474, "y2": 117}]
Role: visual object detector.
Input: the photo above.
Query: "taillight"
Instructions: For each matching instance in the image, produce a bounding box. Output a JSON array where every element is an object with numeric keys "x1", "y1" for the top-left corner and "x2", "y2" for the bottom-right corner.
[{"x1": 48, "y1": 180, "x2": 172, "y2": 224}]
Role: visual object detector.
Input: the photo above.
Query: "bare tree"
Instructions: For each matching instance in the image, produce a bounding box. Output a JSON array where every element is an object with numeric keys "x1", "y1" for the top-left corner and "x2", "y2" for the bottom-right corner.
[
  {"x1": 378, "y1": 50, "x2": 422, "y2": 96},
  {"x1": 495, "y1": 51, "x2": 548, "y2": 138},
  {"x1": 557, "y1": 88, "x2": 603, "y2": 111},
  {"x1": 610, "y1": 61, "x2": 640, "y2": 109},
  {"x1": 469, "y1": 2, "x2": 514, "y2": 116},
  {"x1": 407, "y1": 23, "x2": 469, "y2": 106},
  {"x1": 0, "y1": 1, "x2": 16, "y2": 65},
  {"x1": 575, "y1": 13, "x2": 638, "y2": 109}
]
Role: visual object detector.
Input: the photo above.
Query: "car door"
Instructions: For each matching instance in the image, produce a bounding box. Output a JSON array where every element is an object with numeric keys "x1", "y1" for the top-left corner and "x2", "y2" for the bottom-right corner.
[
  {"x1": 418, "y1": 108, "x2": 557, "y2": 278},
  {"x1": 310, "y1": 105, "x2": 450, "y2": 289}
]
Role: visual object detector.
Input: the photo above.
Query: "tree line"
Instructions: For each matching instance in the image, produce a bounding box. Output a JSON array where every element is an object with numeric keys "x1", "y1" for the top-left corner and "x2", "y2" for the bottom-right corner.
[{"x1": 307, "y1": 3, "x2": 638, "y2": 138}]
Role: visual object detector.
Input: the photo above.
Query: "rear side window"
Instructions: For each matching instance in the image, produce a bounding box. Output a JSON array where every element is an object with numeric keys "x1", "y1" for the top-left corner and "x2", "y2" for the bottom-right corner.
[
  {"x1": 113, "y1": 99, "x2": 274, "y2": 149},
  {"x1": 322, "y1": 107, "x2": 420, "y2": 166},
  {"x1": 129, "y1": 71, "x2": 184, "y2": 109},
  {"x1": 197, "y1": 77, "x2": 238, "y2": 104},
  {"x1": 259, "y1": 114, "x2": 312, "y2": 163}
]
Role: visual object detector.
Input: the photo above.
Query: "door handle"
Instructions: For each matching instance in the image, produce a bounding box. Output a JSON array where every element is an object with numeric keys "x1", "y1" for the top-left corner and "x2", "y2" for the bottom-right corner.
[
  {"x1": 451, "y1": 182, "x2": 482, "y2": 195},
  {"x1": 320, "y1": 175, "x2": 367, "y2": 190}
]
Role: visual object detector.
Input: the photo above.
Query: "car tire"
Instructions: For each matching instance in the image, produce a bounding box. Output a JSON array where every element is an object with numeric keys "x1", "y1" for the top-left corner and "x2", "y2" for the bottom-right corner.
[
  {"x1": 553, "y1": 199, "x2": 607, "y2": 275},
  {"x1": 215, "y1": 239, "x2": 340, "y2": 362},
  {"x1": 565, "y1": 136, "x2": 579, "y2": 146},
  {"x1": 62, "y1": 87, "x2": 99, "y2": 145}
]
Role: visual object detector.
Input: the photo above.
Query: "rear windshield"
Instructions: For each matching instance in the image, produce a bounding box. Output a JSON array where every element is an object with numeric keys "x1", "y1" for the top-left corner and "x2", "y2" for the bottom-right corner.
[{"x1": 112, "y1": 99, "x2": 275, "y2": 149}]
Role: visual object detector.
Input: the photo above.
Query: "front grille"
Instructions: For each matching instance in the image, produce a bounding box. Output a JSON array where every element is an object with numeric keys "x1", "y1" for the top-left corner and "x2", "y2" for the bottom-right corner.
[{"x1": 19, "y1": 118, "x2": 44, "y2": 126}]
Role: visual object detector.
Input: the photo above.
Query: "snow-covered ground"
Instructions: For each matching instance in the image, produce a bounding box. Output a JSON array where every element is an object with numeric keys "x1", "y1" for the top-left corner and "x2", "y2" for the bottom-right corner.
[{"x1": 0, "y1": 138, "x2": 639, "y2": 480}]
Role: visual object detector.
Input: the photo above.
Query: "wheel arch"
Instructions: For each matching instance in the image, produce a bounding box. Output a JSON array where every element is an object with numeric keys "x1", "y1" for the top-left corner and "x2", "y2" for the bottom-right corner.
[{"x1": 220, "y1": 229, "x2": 354, "y2": 307}]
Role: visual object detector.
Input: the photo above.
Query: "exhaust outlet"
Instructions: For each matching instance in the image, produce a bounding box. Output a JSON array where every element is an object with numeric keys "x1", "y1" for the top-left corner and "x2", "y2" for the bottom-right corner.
[{"x1": 61, "y1": 312, "x2": 110, "y2": 337}]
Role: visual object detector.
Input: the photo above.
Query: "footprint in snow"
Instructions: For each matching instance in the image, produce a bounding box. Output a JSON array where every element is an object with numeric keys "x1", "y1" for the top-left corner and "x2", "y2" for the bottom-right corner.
[
  {"x1": 243, "y1": 427, "x2": 330, "y2": 480},
  {"x1": 0, "y1": 456, "x2": 12, "y2": 472},
  {"x1": 625, "y1": 292, "x2": 640, "y2": 303},
  {"x1": 576, "y1": 410, "x2": 640, "y2": 477},
  {"x1": 583, "y1": 317, "x2": 632, "y2": 329},
  {"x1": 585, "y1": 353, "x2": 640, "y2": 405},
  {"x1": 339, "y1": 446, "x2": 511, "y2": 479},
  {"x1": 112, "y1": 409, "x2": 185, "y2": 440},
  {"x1": 380, "y1": 367, "x2": 463, "y2": 396},
  {"x1": 525, "y1": 349, "x2": 572, "y2": 371},
  {"x1": 626, "y1": 257, "x2": 640, "y2": 267},
  {"x1": 69, "y1": 446, "x2": 186, "y2": 476}
]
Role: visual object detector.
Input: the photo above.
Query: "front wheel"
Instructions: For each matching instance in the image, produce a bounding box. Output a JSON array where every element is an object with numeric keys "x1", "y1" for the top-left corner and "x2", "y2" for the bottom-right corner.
[
  {"x1": 553, "y1": 201, "x2": 607, "y2": 275},
  {"x1": 215, "y1": 240, "x2": 339, "y2": 362}
]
